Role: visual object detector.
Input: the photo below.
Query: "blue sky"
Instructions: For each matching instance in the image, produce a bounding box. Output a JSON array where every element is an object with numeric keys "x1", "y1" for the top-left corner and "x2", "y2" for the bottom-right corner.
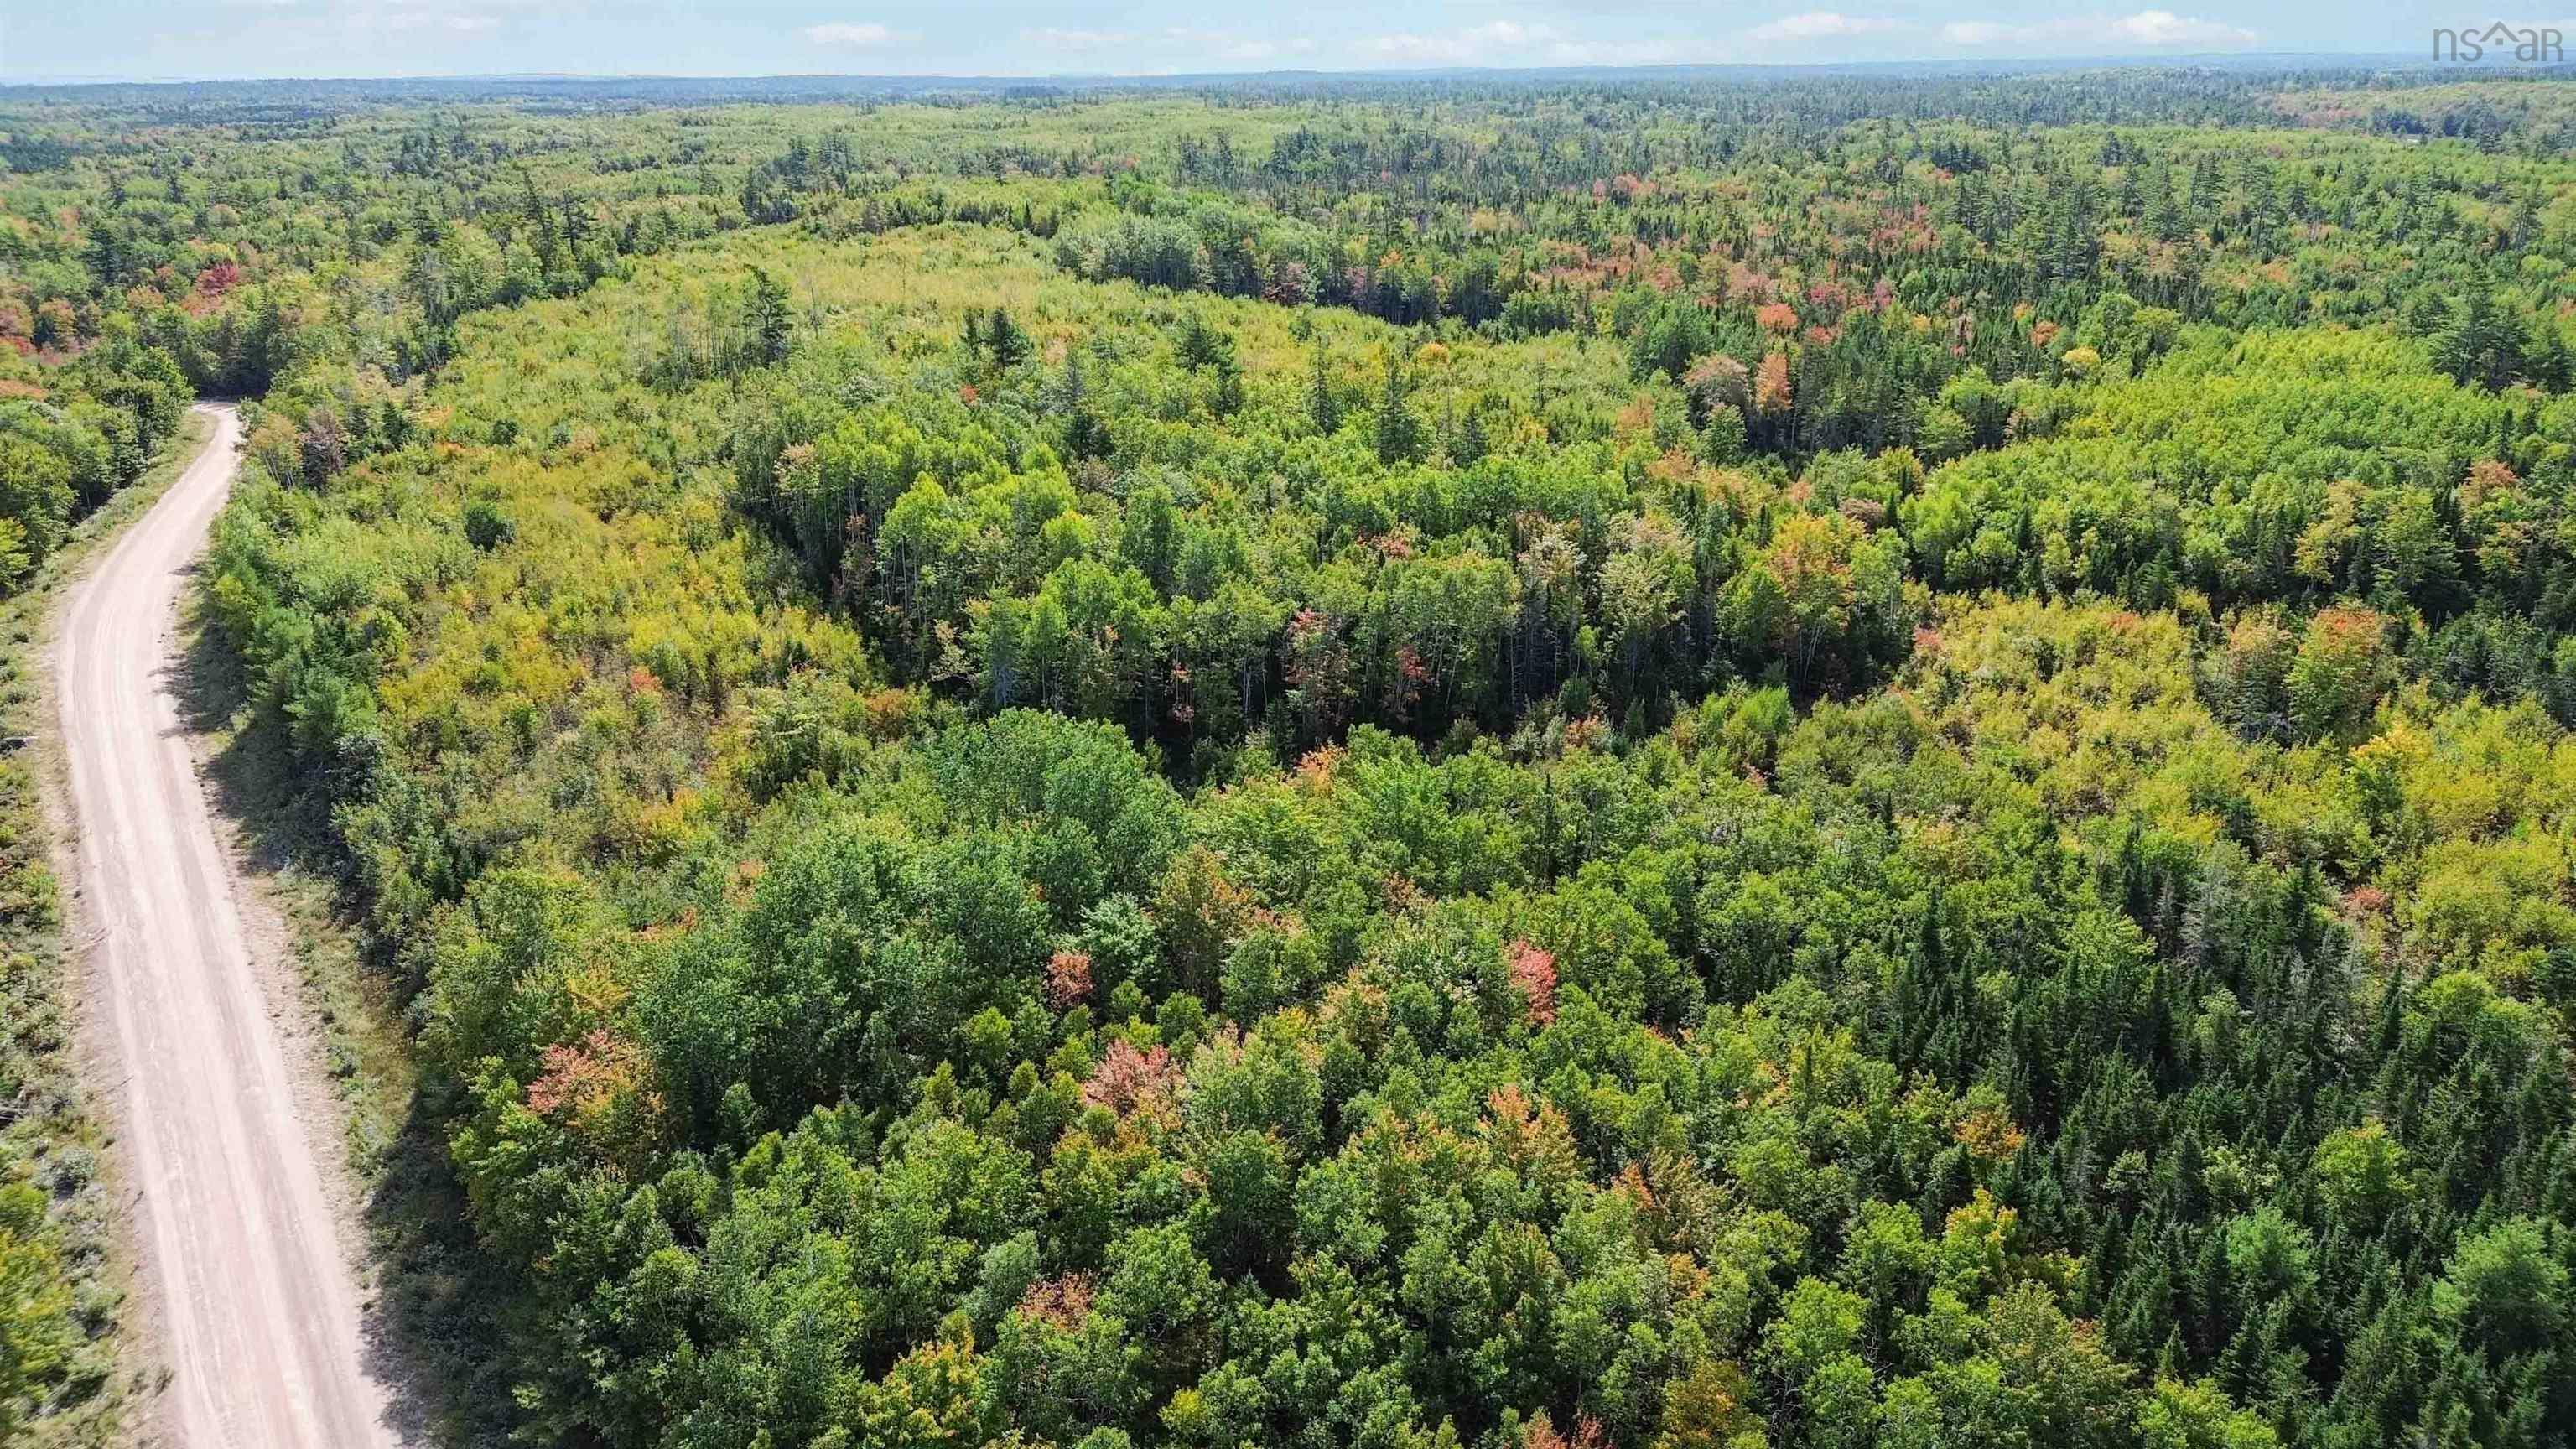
[{"x1": 0, "y1": 2, "x2": 2542, "y2": 82}]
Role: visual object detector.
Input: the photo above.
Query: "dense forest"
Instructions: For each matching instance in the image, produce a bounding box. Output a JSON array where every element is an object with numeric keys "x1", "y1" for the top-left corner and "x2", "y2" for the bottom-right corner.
[{"x1": 10, "y1": 59, "x2": 2576, "y2": 1449}]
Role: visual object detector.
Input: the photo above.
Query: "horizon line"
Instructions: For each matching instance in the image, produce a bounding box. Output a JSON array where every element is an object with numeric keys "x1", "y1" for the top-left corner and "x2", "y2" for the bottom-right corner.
[{"x1": 4, "y1": 48, "x2": 2556, "y2": 91}]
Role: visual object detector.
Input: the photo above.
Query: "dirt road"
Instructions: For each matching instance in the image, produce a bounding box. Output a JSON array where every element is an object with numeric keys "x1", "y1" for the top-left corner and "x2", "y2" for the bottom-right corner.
[{"x1": 56, "y1": 402, "x2": 404, "y2": 1449}]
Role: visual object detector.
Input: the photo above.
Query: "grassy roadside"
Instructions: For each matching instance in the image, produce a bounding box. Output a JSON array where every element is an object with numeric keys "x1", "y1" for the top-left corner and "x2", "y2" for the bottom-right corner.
[
  {"x1": 173, "y1": 610, "x2": 418, "y2": 1202},
  {"x1": 0, "y1": 410, "x2": 211, "y2": 1446}
]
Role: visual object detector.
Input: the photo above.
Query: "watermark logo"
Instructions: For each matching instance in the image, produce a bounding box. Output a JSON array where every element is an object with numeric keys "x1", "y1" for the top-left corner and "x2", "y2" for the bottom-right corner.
[{"x1": 2433, "y1": 21, "x2": 2566, "y2": 61}]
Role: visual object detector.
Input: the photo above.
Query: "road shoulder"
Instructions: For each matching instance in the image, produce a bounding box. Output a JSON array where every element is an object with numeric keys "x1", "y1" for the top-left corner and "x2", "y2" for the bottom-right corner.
[
  {"x1": 167, "y1": 589, "x2": 438, "y2": 1443},
  {"x1": 13, "y1": 409, "x2": 215, "y2": 1449}
]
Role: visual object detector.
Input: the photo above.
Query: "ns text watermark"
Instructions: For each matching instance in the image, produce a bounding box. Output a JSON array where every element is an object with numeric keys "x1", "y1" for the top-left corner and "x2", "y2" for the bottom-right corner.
[{"x1": 2433, "y1": 22, "x2": 2568, "y2": 61}]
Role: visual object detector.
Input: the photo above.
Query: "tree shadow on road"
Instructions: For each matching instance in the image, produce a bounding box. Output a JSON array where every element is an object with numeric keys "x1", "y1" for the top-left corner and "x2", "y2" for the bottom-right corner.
[{"x1": 169, "y1": 594, "x2": 518, "y2": 1449}]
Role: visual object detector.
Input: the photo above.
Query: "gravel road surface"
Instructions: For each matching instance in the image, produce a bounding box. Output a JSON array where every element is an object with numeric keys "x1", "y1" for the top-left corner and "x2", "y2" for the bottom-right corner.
[{"x1": 57, "y1": 402, "x2": 403, "y2": 1449}]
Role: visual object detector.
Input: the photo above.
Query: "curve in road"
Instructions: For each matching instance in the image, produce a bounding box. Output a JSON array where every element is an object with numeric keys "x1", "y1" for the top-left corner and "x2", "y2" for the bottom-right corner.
[{"x1": 57, "y1": 402, "x2": 403, "y2": 1449}]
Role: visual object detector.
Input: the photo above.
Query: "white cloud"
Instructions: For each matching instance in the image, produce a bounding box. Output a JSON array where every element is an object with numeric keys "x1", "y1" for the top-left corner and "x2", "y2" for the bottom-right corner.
[
  {"x1": 1359, "y1": 20, "x2": 1693, "y2": 67},
  {"x1": 358, "y1": 0, "x2": 550, "y2": 23},
  {"x1": 1546, "y1": 37, "x2": 1695, "y2": 65},
  {"x1": 362, "y1": 2, "x2": 522, "y2": 36},
  {"x1": 1941, "y1": 10, "x2": 2258, "y2": 50},
  {"x1": 2109, "y1": 8, "x2": 2258, "y2": 44},
  {"x1": 1029, "y1": 27, "x2": 1313, "y2": 70},
  {"x1": 1024, "y1": 27, "x2": 1134, "y2": 51},
  {"x1": 1716, "y1": 8, "x2": 2268, "y2": 52},
  {"x1": 1163, "y1": 29, "x2": 1316, "y2": 64},
  {"x1": 1747, "y1": 12, "x2": 1904, "y2": 43},
  {"x1": 801, "y1": 21, "x2": 900, "y2": 48},
  {"x1": 1364, "y1": 20, "x2": 1556, "y2": 65}
]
